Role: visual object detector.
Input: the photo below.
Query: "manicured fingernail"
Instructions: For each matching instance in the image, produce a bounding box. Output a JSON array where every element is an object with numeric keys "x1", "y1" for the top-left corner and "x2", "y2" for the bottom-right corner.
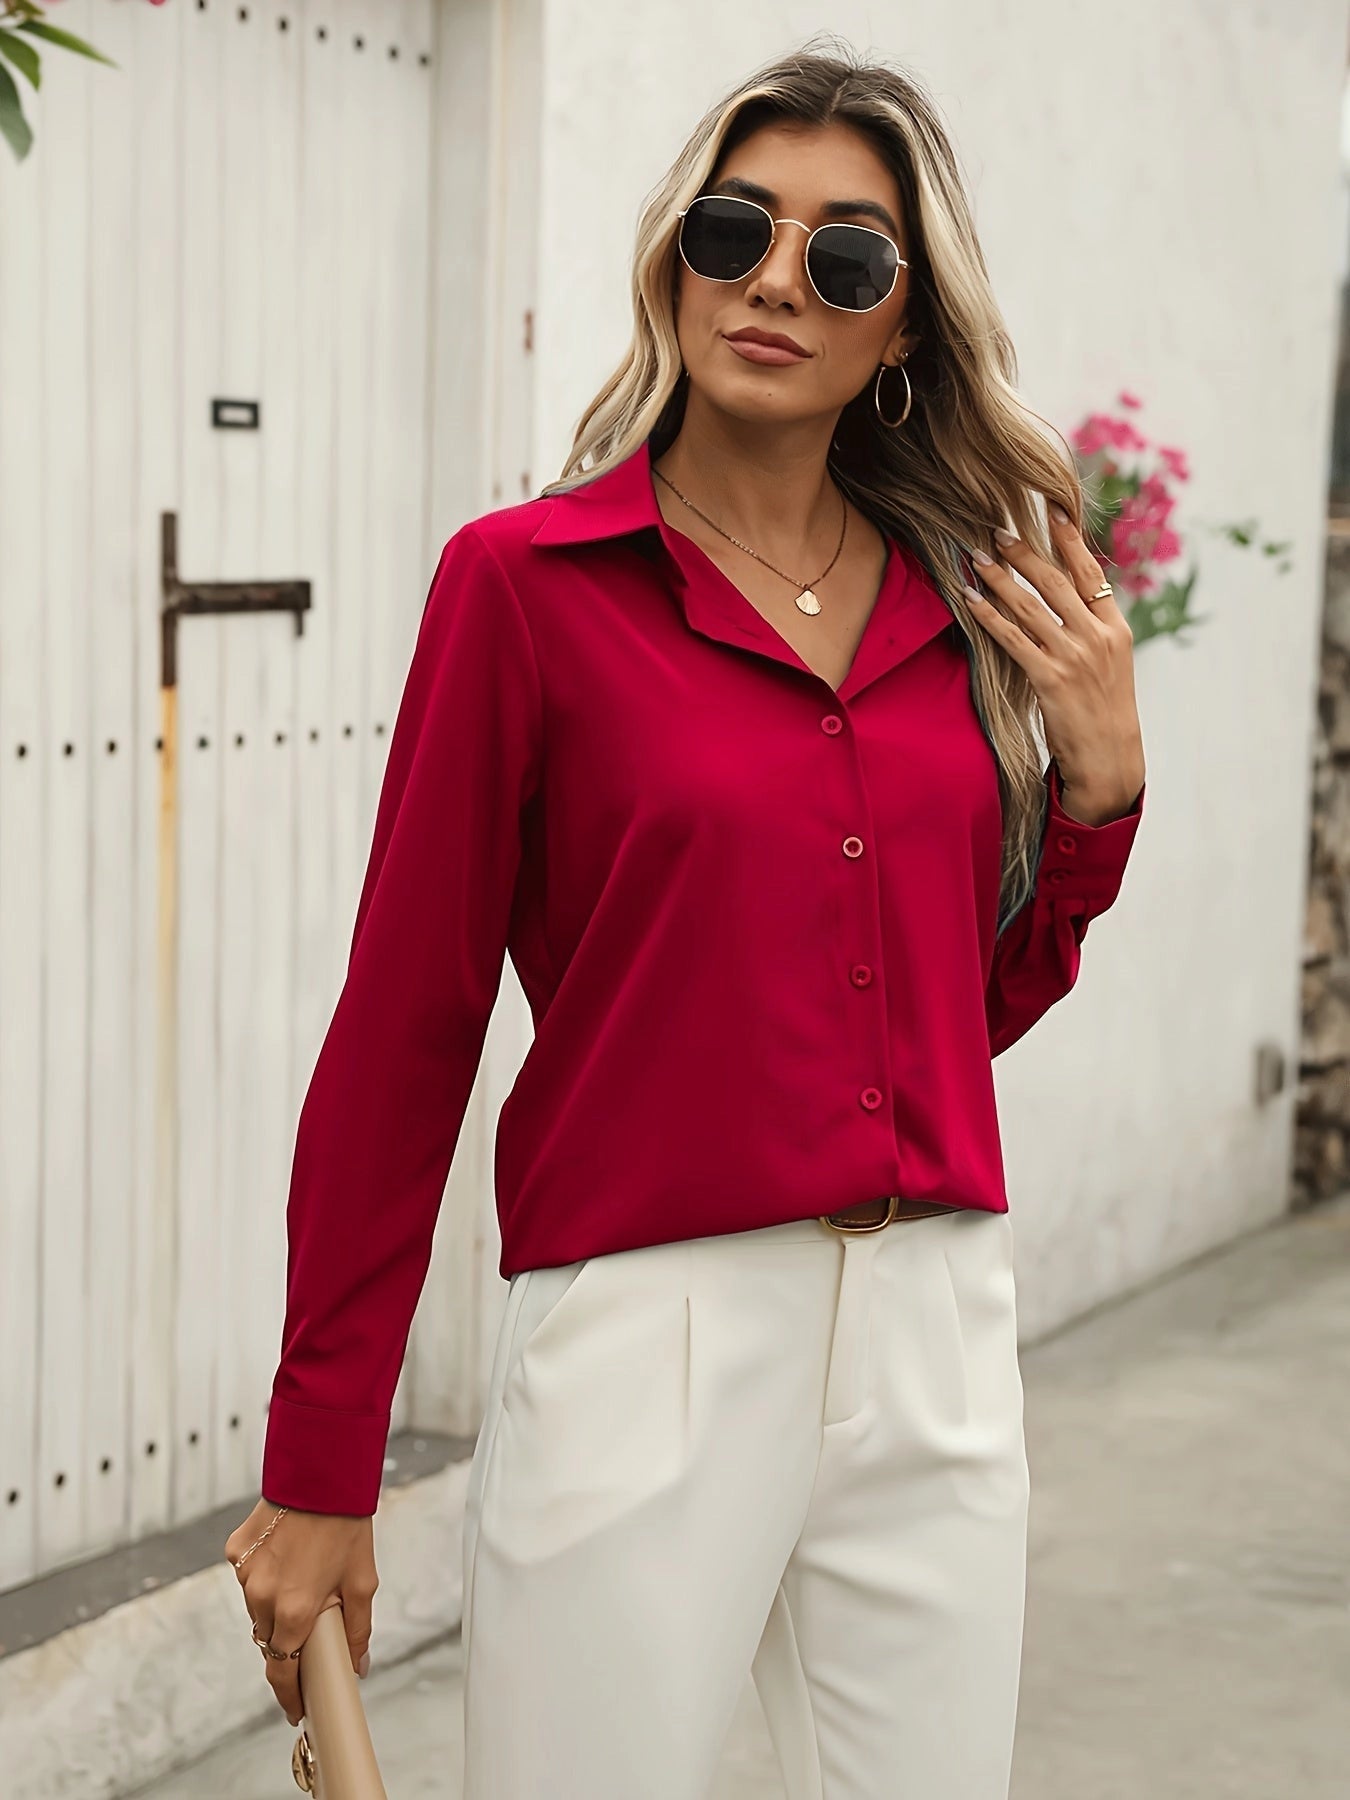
[
  {"x1": 969, "y1": 546, "x2": 994, "y2": 565},
  {"x1": 1048, "y1": 502, "x2": 1069, "y2": 523},
  {"x1": 962, "y1": 583, "x2": 984, "y2": 604},
  {"x1": 993, "y1": 527, "x2": 1017, "y2": 546},
  {"x1": 358, "y1": 1651, "x2": 370, "y2": 1678}
]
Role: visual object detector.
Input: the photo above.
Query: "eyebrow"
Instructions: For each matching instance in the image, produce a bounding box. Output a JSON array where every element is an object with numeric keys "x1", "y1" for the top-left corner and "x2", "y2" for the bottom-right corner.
[{"x1": 708, "y1": 174, "x2": 903, "y2": 242}]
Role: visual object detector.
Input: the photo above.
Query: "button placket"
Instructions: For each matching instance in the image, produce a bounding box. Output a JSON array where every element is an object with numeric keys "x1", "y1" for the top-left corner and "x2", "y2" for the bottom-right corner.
[{"x1": 829, "y1": 712, "x2": 892, "y2": 1133}]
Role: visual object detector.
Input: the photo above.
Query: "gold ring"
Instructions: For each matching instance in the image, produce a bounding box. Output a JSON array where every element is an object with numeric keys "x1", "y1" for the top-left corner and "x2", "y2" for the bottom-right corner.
[
  {"x1": 252, "y1": 1621, "x2": 301, "y2": 1661},
  {"x1": 1090, "y1": 582, "x2": 1113, "y2": 600}
]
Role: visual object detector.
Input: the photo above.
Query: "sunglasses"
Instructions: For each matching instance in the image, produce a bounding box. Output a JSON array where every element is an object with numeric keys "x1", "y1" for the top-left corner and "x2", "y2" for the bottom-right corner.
[{"x1": 676, "y1": 193, "x2": 907, "y2": 314}]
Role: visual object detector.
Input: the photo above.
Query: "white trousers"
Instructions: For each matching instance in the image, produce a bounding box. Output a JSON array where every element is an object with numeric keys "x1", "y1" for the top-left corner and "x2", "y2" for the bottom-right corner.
[{"x1": 461, "y1": 1207, "x2": 1030, "y2": 1799}]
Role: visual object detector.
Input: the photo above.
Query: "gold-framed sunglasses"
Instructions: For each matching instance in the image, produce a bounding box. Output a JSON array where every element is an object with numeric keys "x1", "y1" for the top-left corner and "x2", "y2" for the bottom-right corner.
[{"x1": 676, "y1": 193, "x2": 907, "y2": 314}]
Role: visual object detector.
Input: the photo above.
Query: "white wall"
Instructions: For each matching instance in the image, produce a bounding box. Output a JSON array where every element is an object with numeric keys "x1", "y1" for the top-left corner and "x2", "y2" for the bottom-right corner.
[{"x1": 527, "y1": 0, "x2": 1350, "y2": 1335}]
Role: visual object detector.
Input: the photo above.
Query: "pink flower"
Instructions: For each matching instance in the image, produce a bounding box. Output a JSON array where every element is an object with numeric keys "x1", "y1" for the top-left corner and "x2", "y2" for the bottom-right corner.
[
  {"x1": 1080, "y1": 401, "x2": 1195, "y2": 604},
  {"x1": 1073, "y1": 411, "x2": 1136, "y2": 457},
  {"x1": 1074, "y1": 409, "x2": 1151, "y2": 457},
  {"x1": 1111, "y1": 566, "x2": 1156, "y2": 596},
  {"x1": 1071, "y1": 399, "x2": 1195, "y2": 611},
  {"x1": 1107, "y1": 416, "x2": 1150, "y2": 452},
  {"x1": 1071, "y1": 413, "x2": 1113, "y2": 457},
  {"x1": 1139, "y1": 470, "x2": 1172, "y2": 505},
  {"x1": 1109, "y1": 471, "x2": 1182, "y2": 573}
]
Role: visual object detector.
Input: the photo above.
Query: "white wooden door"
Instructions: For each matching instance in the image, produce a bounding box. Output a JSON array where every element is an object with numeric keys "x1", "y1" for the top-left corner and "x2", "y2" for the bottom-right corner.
[{"x1": 0, "y1": 0, "x2": 444, "y2": 1587}]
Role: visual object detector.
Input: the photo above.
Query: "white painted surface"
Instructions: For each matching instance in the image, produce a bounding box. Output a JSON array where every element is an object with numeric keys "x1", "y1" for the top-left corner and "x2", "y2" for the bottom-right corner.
[
  {"x1": 0, "y1": 0, "x2": 464, "y2": 1588},
  {"x1": 0, "y1": 0, "x2": 46, "y2": 1596}
]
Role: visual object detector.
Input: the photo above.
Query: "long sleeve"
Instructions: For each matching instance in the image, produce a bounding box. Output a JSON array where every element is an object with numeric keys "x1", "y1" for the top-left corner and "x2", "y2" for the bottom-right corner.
[
  {"x1": 985, "y1": 758, "x2": 1144, "y2": 1059},
  {"x1": 260, "y1": 525, "x2": 543, "y2": 1515}
]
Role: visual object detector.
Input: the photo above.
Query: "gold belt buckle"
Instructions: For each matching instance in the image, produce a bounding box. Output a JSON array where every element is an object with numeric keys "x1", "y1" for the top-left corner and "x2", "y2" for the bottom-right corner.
[{"x1": 818, "y1": 1194, "x2": 902, "y2": 1235}]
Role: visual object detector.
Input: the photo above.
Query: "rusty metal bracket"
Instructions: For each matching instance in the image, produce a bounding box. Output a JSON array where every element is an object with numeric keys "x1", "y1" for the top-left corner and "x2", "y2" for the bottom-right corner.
[
  {"x1": 159, "y1": 510, "x2": 312, "y2": 690},
  {"x1": 152, "y1": 512, "x2": 314, "y2": 1286}
]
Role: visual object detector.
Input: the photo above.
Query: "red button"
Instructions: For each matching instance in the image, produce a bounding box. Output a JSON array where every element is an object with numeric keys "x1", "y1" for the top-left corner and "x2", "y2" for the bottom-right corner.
[
  {"x1": 1047, "y1": 868, "x2": 1067, "y2": 883},
  {"x1": 842, "y1": 835, "x2": 865, "y2": 858},
  {"x1": 859, "y1": 1086, "x2": 884, "y2": 1111},
  {"x1": 1056, "y1": 833, "x2": 1078, "y2": 855},
  {"x1": 820, "y1": 714, "x2": 844, "y2": 735},
  {"x1": 850, "y1": 963, "x2": 873, "y2": 987}
]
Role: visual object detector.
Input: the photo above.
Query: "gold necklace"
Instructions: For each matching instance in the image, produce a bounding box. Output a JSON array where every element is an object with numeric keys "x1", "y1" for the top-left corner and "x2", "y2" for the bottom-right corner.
[{"x1": 652, "y1": 465, "x2": 848, "y2": 616}]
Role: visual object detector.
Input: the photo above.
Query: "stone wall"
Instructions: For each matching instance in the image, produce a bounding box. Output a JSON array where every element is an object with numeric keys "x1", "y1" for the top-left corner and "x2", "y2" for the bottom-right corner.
[{"x1": 1298, "y1": 522, "x2": 1350, "y2": 1205}]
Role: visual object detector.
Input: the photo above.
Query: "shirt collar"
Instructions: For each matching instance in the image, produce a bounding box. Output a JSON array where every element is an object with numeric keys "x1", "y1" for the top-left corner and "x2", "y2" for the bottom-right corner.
[
  {"x1": 528, "y1": 433, "x2": 961, "y2": 705},
  {"x1": 530, "y1": 435, "x2": 666, "y2": 548},
  {"x1": 530, "y1": 436, "x2": 968, "y2": 593}
]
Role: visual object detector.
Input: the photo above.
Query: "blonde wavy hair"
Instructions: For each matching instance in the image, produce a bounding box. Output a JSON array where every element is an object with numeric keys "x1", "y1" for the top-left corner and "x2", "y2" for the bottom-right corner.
[{"x1": 542, "y1": 35, "x2": 1085, "y2": 933}]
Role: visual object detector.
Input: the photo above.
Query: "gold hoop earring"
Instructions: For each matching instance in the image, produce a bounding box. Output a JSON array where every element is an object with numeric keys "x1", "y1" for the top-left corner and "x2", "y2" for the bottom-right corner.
[{"x1": 874, "y1": 359, "x2": 912, "y2": 429}]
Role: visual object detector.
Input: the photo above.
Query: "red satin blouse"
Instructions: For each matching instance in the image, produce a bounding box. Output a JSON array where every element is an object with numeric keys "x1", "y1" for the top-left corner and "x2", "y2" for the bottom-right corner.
[{"x1": 261, "y1": 435, "x2": 1145, "y2": 1514}]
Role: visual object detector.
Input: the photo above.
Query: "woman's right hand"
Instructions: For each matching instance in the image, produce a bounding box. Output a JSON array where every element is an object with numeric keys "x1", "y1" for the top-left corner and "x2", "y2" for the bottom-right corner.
[{"x1": 224, "y1": 1498, "x2": 378, "y2": 1727}]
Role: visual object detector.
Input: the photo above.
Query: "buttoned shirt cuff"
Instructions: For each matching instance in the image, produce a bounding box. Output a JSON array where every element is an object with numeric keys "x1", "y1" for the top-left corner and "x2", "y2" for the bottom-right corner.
[
  {"x1": 261, "y1": 1394, "x2": 388, "y2": 1517},
  {"x1": 1037, "y1": 759, "x2": 1145, "y2": 909}
]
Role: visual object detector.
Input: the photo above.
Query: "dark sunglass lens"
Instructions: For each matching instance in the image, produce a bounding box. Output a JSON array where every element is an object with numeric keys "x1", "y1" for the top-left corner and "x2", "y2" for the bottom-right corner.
[
  {"x1": 808, "y1": 224, "x2": 899, "y2": 310},
  {"x1": 680, "y1": 196, "x2": 772, "y2": 282}
]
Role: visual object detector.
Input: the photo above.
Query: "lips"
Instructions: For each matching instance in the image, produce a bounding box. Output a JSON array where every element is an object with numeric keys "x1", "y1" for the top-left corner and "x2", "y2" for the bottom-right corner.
[
  {"x1": 723, "y1": 330, "x2": 811, "y2": 367},
  {"x1": 725, "y1": 328, "x2": 808, "y2": 353}
]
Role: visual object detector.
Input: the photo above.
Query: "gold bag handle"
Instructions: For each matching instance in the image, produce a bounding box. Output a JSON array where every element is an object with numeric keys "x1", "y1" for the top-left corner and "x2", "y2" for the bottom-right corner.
[{"x1": 290, "y1": 1598, "x2": 388, "y2": 1799}]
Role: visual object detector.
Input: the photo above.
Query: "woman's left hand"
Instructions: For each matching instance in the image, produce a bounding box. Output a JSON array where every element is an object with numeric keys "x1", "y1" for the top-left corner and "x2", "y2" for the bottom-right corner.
[{"x1": 963, "y1": 505, "x2": 1146, "y2": 826}]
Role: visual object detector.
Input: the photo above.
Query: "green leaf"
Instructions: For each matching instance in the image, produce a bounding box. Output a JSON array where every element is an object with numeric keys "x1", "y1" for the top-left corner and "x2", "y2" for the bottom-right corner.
[
  {"x1": 0, "y1": 59, "x2": 32, "y2": 160},
  {"x1": 0, "y1": 28, "x2": 40, "y2": 89},
  {"x1": 1215, "y1": 515, "x2": 1259, "y2": 549},
  {"x1": 1125, "y1": 603, "x2": 1161, "y2": 647},
  {"x1": 15, "y1": 19, "x2": 117, "y2": 70},
  {"x1": 1098, "y1": 473, "x2": 1140, "y2": 508},
  {"x1": 1122, "y1": 562, "x2": 1207, "y2": 648}
]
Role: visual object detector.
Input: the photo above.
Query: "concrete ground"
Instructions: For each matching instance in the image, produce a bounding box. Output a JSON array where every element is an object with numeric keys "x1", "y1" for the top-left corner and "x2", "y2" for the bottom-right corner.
[{"x1": 133, "y1": 1196, "x2": 1350, "y2": 1799}]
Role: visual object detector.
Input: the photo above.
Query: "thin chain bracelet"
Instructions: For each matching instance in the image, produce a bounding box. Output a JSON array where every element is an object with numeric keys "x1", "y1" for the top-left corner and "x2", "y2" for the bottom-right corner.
[{"x1": 231, "y1": 1504, "x2": 289, "y2": 1570}]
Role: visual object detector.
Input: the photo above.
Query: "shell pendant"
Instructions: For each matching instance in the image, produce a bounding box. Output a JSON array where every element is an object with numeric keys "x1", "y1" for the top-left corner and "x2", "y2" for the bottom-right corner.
[{"x1": 794, "y1": 588, "x2": 822, "y2": 616}]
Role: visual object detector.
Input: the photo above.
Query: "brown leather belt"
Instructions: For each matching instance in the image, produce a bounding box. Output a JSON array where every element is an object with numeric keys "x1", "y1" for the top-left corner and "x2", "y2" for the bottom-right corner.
[{"x1": 818, "y1": 1195, "x2": 959, "y2": 1234}]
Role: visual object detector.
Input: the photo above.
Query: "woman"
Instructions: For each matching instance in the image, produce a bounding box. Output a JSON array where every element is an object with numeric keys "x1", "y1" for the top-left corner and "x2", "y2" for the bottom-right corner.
[{"x1": 227, "y1": 40, "x2": 1146, "y2": 1799}]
